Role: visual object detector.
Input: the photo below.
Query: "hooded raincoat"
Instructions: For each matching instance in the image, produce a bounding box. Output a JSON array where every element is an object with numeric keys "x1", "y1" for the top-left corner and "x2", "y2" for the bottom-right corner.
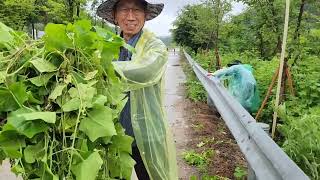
[
  {"x1": 112, "y1": 30, "x2": 178, "y2": 180},
  {"x1": 213, "y1": 64, "x2": 261, "y2": 113}
]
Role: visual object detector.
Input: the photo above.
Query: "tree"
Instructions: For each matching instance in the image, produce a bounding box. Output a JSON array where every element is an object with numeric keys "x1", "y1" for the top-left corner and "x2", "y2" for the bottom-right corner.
[
  {"x1": 0, "y1": 0, "x2": 64, "y2": 34},
  {"x1": 89, "y1": 0, "x2": 112, "y2": 28},
  {"x1": 172, "y1": 4, "x2": 227, "y2": 53},
  {"x1": 0, "y1": 0, "x2": 35, "y2": 31},
  {"x1": 0, "y1": 0, "x2": 96, "y2": 36},
  {"x1": 288, "y1": 0, "x2": 320, "y2": 64},
  {"x1": 172, "y1": 5, "x2": 205, "y2": 52},
  {"x1": 203, "y1": 0, "x2": 231, "y2": 70}
]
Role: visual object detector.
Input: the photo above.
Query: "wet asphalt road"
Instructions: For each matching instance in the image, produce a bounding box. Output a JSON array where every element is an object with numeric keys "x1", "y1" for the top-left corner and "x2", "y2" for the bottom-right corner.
[{"x1": 164, "y1": 50, "x2": 186, "y2": 123}]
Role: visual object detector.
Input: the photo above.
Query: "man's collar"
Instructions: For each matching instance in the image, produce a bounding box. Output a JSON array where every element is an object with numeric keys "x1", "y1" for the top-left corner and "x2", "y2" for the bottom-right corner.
[{"x1": 120, "y1": 30, "x2": 143, "y2": 45}]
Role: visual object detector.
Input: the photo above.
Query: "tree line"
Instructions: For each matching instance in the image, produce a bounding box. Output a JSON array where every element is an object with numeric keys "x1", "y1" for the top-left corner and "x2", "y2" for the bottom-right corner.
[
  {"x1": 0, "y1": 0, "x2": 111, "y2": 39},
  {"x1": 172, "y1": 0, "x2": 320, "y2": 61}
]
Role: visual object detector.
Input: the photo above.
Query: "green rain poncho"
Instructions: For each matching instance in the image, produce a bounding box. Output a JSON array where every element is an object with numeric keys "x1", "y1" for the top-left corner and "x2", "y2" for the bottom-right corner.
[
  {"x1": 213, "y1": 64, "x2": 261, "y2": 113},
  {"x1": 112, "y1": 30, "x2": 178, "y2": 180}
]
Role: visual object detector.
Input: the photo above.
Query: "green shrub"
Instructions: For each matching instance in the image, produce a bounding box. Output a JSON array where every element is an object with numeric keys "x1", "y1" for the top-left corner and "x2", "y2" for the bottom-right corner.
[
  {"x1": 182, "y1": 149, "x2": 215, "y2": 171},
  {"x1": 280, "y1": 107, "x2": 320, "y2": 180}
]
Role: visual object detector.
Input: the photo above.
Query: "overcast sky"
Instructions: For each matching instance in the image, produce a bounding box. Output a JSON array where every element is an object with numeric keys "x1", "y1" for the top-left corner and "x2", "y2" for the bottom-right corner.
[{"x1": 144, "y1": 0, "x2": 246, "y2": 36}]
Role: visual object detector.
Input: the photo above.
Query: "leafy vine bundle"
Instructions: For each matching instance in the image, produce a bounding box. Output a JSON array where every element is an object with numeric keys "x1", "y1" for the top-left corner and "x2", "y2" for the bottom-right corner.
[{"x1": 0, "y1": 20, "x2": 135, "y2": 180}]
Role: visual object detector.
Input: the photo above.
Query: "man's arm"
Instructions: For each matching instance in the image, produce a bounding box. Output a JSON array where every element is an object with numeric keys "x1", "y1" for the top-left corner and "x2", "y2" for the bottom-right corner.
[
  {"x1": 212, "y1": 66, "x2": 237, "y2": 79},
  {"x1": 112, "y1": 38, "x2": 168, "y2": 90}
]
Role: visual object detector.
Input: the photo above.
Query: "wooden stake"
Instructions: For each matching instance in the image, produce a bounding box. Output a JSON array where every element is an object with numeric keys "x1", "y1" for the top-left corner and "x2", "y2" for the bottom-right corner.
[
  {"x1": 208, "y1": 56, "x2": 214, "y2": 73},
  {"x1": 286, "y1": 67, "x2": 296, "y2": 96},
  {"x1": 215, "y1": 47, "x2": 221, "y2": 70},
  {"x1": 255, "y1": 67, "x2": 279, "y2": 121},
  {"x1": 279, "y1": 59, "x2": 288, "y2": 103},
  {"x1": 272, "y1": 0, "x2": 290, "y2": 139}
]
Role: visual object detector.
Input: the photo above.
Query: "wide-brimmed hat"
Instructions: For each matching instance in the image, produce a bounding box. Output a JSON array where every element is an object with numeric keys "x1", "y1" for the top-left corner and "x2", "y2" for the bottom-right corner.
[{"x1": 97, "y1": 0, "x2": 164, "y2": 25}]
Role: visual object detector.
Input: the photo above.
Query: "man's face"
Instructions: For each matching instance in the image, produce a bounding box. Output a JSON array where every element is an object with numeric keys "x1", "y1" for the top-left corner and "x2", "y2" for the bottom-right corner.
[{"x1": 115, "y1": 0, "x2": 146, "y2": 38}]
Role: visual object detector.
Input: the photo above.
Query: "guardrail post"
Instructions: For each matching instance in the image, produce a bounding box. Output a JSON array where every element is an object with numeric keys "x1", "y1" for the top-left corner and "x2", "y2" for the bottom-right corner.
[{"x1": 248, "y1": 165, "x2": 257, "y2": 180}]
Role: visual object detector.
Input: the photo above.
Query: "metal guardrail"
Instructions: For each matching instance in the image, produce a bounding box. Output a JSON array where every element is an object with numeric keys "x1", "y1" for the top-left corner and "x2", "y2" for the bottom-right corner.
[{"x1": 183, "y1": 50, "x2": 309, "y2": 180}]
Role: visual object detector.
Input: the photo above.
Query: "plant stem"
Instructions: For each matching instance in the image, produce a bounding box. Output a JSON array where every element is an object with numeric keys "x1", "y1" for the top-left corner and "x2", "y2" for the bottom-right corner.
[{"x1": 67, "y1": 74, "x2": 84, "y2": 177}]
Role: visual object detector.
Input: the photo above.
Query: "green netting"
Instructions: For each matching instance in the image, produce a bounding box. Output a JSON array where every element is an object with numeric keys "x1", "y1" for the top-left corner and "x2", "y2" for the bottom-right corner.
[
  {"x1": 213, "y1": 64, "x2": 261, "y2": 113},
  {"x1": 113, "y1": 30, "x2": 178, "y2": 180}
]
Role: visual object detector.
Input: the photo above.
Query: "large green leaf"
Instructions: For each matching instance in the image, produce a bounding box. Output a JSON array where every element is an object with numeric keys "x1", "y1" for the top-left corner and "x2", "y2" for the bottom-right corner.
[
  {"x1": 94, "y1": 26, "x2": 113, "y2": 40},
  {"x1": 0, "y1": 131, "x2": 26, "y2": 158},
  {"x1": 73, "y1": 20, "x2": 95, "y2": 49},
  {"x1": 84, "y1": 70, "x2": 98, "y2": 81},
  {"x1": 109, "y1": 135, "x2": 133, "y2": 154},
  {"x1": 30, "y1": 58, "x2": 57, "y2": 73},
  {"x1": 92, "y1": 95, "x2": 108, "y2": 106},
  {"x1": 79, "y1": 106, "x2": 116, "y2": 142},
  {"x1": 107, "y1": 128, "x2": 134, "y2": 179},
  {"x1": 3, "y1": 119, "x2": 47, "y2": 138},
  {"x1": 0, "y1": 22, "x2": 14, "y2": 44},
  {"x1": 27, "y1": 91, "x2": 43, "y2": 104},
  {"x1": 62, "y1": 83, "x2": 97, "y2": 112},
  {"x1": 49, "y1": 84, "x2": 66, "y2": 100},
  {"x1": 108, "y1": 150, "x2": 135, "y2": 180},
  {"x1": 0, "y1": 82, "x2": 29, "y2": 112},
  {"x1": 15, "y1": 111, "x2": 56, "y2": 123},
  {"x1": 9, "y1": 82, "x2": 29, "y2": 104},
  {"x1": 71, "y1": 71, "x2": 86, "y2": 84},
  {"x1": 0, "y1": 88, "x2": 19, "y2": 112},
  {"x1": 44, "y1": 23, "x2": 73, "y2": 52},
  {"x1": 3, "y1": 109, "x2": 49, "y2": 138},
  {"x1": 68, "y1": 83, "x2": 97, "y2": 108},
  {"x1": 101, "y1": 46, "x2": 119, "y2": 82},
  {"x1": 29, "y1": 73, "x2": 55, "y2": 87},
  {"x1": 62, "y1": 98, "x2": 81, "y2": 112},
  {"x1": 0, "y1": 131, "x2": 26, "y2": 149},
  {"x1": 24, "y1": 140, "x2": 46, "y2": 163},
  {"x1": 2, "y1": 148, "x2": 22, "y2": 158},
  {"x1": 71, "y1": 151, "x2": 103, "y2": 180}
]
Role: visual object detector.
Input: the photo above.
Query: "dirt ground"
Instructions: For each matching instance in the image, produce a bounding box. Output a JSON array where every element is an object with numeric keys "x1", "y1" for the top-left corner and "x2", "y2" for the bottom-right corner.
[
  {"x1": 188, "y1": 101, "x2": 246, "y2": 178},
  {"x1": 171, "y1": 99, "x2": 247, "y2": 180},
  {"x1": 166, "y1": 50, "x2": 246, "y2": 180}
]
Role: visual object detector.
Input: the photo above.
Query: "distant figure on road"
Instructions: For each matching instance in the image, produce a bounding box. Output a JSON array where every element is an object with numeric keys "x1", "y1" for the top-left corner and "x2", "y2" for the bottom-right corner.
[
  {"x1": 173, "y1": 48, "x2": 175, "y2": 55},
  {"x1": 208, "y1": 60, "x2": 261, "y2": 113}
]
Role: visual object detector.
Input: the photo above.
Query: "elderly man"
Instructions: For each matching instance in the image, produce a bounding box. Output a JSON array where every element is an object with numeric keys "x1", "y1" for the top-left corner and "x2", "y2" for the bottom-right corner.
[{"x1": 97, "y1": 0, "x2": 178, "y2": 180}]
